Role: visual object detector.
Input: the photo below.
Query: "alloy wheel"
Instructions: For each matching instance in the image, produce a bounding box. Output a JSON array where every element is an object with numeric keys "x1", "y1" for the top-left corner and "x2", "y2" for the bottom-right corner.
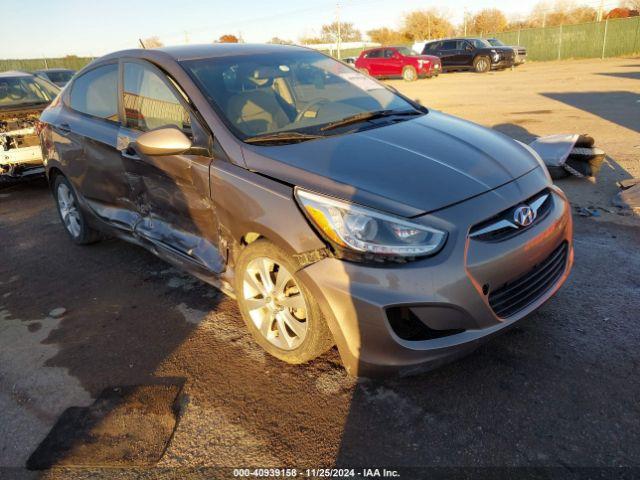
[
  {"x1": 57, "y1": 183, "x2": 81, "y2": 238},
  {"x1": 476, "y1": 58, "x2": 489, "y2": 72},
  {"x1": 403, "y1": 68, "x2": 417, "y2": 81},
  {"x1": 242, "y1": 257, "x2": 308, "y2": 350}
]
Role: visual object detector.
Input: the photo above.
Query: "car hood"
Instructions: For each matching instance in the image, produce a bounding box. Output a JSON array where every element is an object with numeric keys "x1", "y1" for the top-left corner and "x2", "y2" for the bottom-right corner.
[
  {"x1": 418, "y1": 55, "x2": 440, "y2": 62},
  {"x1": 241, "y1": 110, "x2": 539, "y2": 217},
  {"x1": 492, "y1": 46, "x2": 515, "y2": 54}
]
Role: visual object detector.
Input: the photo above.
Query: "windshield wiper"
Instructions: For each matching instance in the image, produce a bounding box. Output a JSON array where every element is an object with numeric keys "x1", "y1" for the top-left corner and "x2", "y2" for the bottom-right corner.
[
  {"x1": 244, "y1": 131, "x2": 324, "y2": 145},
  {"x1": 320, "y1": 109, "x2": 422, "y2": 131}
]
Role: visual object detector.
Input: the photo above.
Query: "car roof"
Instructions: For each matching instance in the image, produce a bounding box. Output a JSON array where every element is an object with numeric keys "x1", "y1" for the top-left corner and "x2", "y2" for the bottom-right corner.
[
  {"x1": 101, "y1": 43, "x2": 312, "y2": 63},
  {"x1": 0, "y1": 70, "x2": 34, "y2": 78}
]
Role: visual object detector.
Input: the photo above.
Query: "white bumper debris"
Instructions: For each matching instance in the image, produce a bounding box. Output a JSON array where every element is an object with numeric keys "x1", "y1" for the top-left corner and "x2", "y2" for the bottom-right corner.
[{"x1": 528, "y1": 134, "x2": 605, "y2": 179}]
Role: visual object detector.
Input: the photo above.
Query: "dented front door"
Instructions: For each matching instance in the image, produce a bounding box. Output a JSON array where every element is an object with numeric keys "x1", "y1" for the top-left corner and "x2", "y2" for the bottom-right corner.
[{"x1": 117, "y1": 59, "x2": 224, "y2": 273}]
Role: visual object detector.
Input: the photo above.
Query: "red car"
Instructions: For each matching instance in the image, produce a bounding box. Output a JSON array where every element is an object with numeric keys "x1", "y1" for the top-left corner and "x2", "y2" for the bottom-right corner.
[{"x1": 355, "y1": 46, "x2": 441, "y2": 81}]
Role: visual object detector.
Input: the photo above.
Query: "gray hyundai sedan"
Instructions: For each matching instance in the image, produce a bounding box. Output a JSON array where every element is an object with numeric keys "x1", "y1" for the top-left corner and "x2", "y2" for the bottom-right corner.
[{"x1": 39, "y1": 44, "x2": 573, "y2": 376}]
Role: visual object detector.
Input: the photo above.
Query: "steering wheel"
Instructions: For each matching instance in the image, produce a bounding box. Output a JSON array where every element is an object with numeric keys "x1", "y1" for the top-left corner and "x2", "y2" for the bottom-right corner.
[
  {"x1": 8, "y1": 87, "x2": 27, "y2": 101},
  {"x1": 295, "y1": 98, "x2": 329, "y2": 123}
]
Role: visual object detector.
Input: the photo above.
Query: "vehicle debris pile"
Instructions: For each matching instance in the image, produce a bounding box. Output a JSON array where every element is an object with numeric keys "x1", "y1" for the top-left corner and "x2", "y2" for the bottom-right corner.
[
  {"x1": 529, "y1": 134, "x2": 605, "y2": 180},
  {"x1": 0, "y1": 109, "x2": 44, "y2": 178},
  {"x1": 614, "y1": 179, "x2": 640, "y2": 213}
]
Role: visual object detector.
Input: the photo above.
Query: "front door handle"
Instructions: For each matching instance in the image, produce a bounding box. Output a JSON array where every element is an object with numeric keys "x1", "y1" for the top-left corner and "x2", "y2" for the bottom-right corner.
[
  {"x1": 58, "y1": 123, "x2": 71, "y2": 133},
  {"x1": 121, "y1": 147, "x2": 140, "y2": 161}
]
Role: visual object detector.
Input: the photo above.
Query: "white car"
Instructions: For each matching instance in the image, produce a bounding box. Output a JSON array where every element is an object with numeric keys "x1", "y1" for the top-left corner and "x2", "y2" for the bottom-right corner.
[{"x1": 0, "y1": 71, "x2": 60, "y2": 179}]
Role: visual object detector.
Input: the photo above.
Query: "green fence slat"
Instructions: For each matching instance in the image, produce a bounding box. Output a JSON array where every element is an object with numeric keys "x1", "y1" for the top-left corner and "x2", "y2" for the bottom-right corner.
[{"x1": 478, "y1": 16, "x2": 640, "y2": 62}]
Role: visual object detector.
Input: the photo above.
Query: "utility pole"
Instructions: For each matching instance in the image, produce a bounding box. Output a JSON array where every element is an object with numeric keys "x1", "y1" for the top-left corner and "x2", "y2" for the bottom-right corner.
[
  {"x1": 542, "y1": 12, "x2": 546, "y2": 28},
  {"x1": 184, "y1": 31, "x2": 190, "y2": 44},
  {"x1": 596, "y1": 0, "x2": 605, "y2": 22},
  {"x1": 335, "y1": 2, "x2": 342, "y2": 60},
  {"x1": 463, "y1": 7, "x2": 468, "y2": 36}
]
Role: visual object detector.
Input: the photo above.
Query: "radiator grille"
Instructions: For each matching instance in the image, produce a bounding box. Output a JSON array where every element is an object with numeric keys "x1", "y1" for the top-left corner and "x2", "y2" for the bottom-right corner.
[{"x1": 489, "y1": 242, "x2": 567, "y2": 318}]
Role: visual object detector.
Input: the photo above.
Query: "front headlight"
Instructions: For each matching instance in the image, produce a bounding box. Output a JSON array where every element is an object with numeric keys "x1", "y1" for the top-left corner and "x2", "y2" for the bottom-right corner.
[{"x1": 295, "y1": 189, "x2": 447, "y2": 261}]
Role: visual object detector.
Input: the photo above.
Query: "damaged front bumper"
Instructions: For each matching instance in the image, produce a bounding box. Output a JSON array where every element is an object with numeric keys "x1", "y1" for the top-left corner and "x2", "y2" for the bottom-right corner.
[{"x1": 296, "y1": 168, "x2": 573, "y2": 376}]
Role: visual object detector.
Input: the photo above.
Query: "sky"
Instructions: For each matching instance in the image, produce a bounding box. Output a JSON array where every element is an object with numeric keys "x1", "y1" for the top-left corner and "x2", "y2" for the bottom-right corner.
[{"x1": 2, "y1": 0, "x2": 554, "y2": 59}]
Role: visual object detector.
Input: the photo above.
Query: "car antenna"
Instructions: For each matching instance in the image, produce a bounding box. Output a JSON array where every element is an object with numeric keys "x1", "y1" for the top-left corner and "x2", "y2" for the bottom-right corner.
[{"x1": 138, "y1": 38, "x2": 147, "y2": 49}]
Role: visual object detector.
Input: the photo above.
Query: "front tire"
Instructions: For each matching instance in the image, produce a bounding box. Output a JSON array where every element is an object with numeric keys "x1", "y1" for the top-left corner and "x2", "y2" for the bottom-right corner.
[
  {"x1": 402, "y1": 66, "x2": 417, "y2": 82},
  {"x1": 53, "y1": 175, "x2": 101, "y2": 245},
  {"x1": 235, "y1": 240, "x2": 334, "y2": 364},
  {"x1": 473, "y1": 56, "x2": 491, "y2": 73}
]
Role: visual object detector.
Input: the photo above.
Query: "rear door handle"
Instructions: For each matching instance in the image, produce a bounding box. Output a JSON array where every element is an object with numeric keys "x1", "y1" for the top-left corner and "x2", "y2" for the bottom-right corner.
[{"x1": 58, "y1": 123, "x2": 71, "y2": 133}]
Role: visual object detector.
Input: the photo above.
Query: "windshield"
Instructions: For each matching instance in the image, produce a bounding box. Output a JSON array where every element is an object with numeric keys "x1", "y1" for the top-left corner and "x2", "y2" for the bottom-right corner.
[
  {"x1": 470, "y1": 38, "x2": 492, "y2": 48},
  {"x1": 488, "y1": 39, "x2": 504, "y2": 47},
  {"x1": 396, "y1": 46, "x2": 419, "y2": 56},
  {"x1": 0, "y1": 75, "x2": 60, "y2": 108},
  {"x1": 45, "y1": 70, "x2": 75, "y2": 84},
  {"x1": 181, "y1": 50, "x2": 418, "y2": 139}
]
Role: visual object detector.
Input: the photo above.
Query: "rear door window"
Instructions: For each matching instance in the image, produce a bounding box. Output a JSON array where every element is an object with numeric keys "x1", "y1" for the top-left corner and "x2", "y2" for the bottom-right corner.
[
  {"x1": 69, "y1": 64, "x2": 118, "y2": 121},
  {"x1": 442, "y1": 41, "x2": 458, "y2": 50},
  {"x1": 366, "y1": 49, "x2": 382, "y2": 58},
  {"x1": 123, "y1": 61, "x2": 191, "y2": 132}
]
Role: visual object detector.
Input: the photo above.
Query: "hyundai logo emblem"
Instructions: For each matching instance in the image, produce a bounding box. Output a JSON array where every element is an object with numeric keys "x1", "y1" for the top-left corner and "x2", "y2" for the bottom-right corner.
[{"x1": 513, "y1": 205, "x2": 535, "y2": 227}]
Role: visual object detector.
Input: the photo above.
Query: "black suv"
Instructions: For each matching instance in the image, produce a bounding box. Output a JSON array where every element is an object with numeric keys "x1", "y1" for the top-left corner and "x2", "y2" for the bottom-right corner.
[
  {"x1": 488, "y1": 38, "x2": 527, "y2": 65},
  {"x1": 421, "y1": 38, "x2": 515, "y2": 73}
]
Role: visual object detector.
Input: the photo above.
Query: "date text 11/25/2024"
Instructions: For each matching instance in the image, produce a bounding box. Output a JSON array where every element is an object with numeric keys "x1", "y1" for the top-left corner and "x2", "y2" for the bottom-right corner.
[{"x1": 232, "y1": 468, "x2": 401, "y2": 478}]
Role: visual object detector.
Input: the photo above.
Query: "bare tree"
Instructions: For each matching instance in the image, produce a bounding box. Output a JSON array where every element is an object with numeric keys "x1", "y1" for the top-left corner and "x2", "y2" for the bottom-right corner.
[
  {"x1": 268, "y1": 37, "x2": 293, "y2": 45},
  {"x1": 217, "y1": 34, "x2": 239, "y2": 43},
  {"x1": 366, "y1": 27, "x2": 409, "y2": 45},
  {"x1": 470, "y1": 8, "x2": 508, "y2": 35},
  {"x1": 401, "y1": 9, "x2": 454, "y2": 41},
  {"x1": 527, "y1": 1, "x2": 597, "y2": 27},
  {"x1": 623, "y1": 0, "x2": 640, "y2": 11},
  {"x1": 143, "y1": 36, "x2": 164, "y2": 49},
  {"x1": 320, "y1": 21, "x2": 362, "y2": 43}
]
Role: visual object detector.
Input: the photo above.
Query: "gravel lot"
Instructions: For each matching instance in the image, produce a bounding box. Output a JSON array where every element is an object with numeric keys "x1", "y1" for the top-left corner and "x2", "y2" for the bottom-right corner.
[{"x1": 1, "y1": 57, "x2": 639, "y2": 477}]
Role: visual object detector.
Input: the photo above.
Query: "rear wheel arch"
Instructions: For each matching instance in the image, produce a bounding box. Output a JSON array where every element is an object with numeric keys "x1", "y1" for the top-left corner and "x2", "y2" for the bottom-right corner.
[{"x1": 47, "y1": 166, "x2": 64, "y2": 189}]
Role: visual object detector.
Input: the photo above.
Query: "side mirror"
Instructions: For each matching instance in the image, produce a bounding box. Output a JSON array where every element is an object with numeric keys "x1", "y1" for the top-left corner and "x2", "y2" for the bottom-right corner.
[
  {"x1": 466, "y1": 45, "x2": 474, "y2": 52},
  {"x1": 134, "y1": 127, "x2": 192, "y2": 156}
]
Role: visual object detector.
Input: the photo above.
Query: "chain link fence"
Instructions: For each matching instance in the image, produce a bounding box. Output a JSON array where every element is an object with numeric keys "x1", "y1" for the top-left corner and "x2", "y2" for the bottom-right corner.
[{"x1": 489, "y1": 16, "x2": 640, "y2": 61}]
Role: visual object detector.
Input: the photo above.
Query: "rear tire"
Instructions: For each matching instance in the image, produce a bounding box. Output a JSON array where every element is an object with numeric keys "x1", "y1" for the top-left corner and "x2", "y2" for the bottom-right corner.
[
  {"x1": 402, "y1": 66, "x2": 417, "y2": 82},
  {"x1": 235, "y1": 240, "x2": 334, "y2": 364},
  {"x1": 473, "y1": 56, "x2": 491, "y2": 73},
  {"x1": 358, "y1": 67, "x2": 370, "y2": 76},
  {"x1": 53, "y1": 175, "x2": 101, "y2": 245}
]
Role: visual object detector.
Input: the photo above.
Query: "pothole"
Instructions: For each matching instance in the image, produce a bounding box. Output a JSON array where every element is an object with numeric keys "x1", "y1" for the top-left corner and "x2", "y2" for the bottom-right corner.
[{"x1": 27, "y1": 384, "x2": 183, "y2": 469}]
